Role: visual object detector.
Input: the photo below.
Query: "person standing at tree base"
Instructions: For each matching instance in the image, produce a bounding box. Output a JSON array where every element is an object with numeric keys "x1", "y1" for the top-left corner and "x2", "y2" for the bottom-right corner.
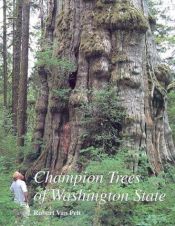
[{"x1": 10, "y1": 171, "x2": 30, "y2": 219}]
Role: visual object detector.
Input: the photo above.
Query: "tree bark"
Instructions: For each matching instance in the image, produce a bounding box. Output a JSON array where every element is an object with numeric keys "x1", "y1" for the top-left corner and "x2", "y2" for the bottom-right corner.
[
  {"x1": 3, "y1": 0, "x2": 7, "y2": 108},
  {"x1": 26, "y1": 0, "x2": 175, "y2": 179},
  {"x1": 17, "y1": 0, "x2": 30, "y2": 146},
  {"x1": 12, "y1": 0, "x2": 23, "y2": 132},
  {"x1": 39, "y1": 0, "x2": 44, "y2": 32}
]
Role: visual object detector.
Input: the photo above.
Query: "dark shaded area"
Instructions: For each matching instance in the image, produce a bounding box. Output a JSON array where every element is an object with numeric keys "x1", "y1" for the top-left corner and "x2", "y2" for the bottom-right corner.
[{"x1": 69, "y1": 71, "x2": 77, "y2": 89}]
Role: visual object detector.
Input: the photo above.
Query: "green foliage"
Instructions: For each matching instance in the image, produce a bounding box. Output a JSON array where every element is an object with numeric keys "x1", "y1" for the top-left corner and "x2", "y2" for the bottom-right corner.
[
  {"x1": 0, "y1": 108, "x2": 18, "y2": 157},
  {"x1": 0, "y1": 109, "x2": 175, "y2": 226},
  {"x1": 52, "y1": 88, "x2": 71, "y2": 102},
  {"x1": 81, "y1": 86, "x2": 125, "y2": 153},
  {"x1": 19, "y1": 149, "x2": 175, "y2": 226},
  {"x1": 35, "y1": 47, "x2": 75, "y2": 71},
  {"x1": 146, "y1": 0, "x2": 159, "y2": 16},
  {"x1": 79, "y1": 146, "x2": 107, "y2": 168},
  {"x1": 0, "y1": 155, "x2": 19, "y2": 226}
]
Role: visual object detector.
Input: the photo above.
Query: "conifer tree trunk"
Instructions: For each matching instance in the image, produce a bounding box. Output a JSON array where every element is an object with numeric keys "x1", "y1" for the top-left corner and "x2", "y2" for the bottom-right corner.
[
  {"x1": 26, "y1": 0, "x2": 175, "y2": 178},
  {"x1": 39, "y1": 0, "x2": 44, "y2": 32},
  {"x1": 17, "y1": 0, "x2": 30, "y2": 146},
  {"x1": 3, "y1": 0, "x2": 7, "y2": 108},
  {"x1": 12, "y1": 0, "x2": 23, "y2": 132}
]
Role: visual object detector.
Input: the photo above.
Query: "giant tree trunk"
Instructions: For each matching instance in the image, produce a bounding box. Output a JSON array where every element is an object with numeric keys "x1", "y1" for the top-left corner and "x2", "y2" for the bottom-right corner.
[
  {"x1": 17, "y1": 0, "x2": 30, "y2": 146},
  {"x1": 26, "y1": 0, "x2": 175, "y2": 178}
]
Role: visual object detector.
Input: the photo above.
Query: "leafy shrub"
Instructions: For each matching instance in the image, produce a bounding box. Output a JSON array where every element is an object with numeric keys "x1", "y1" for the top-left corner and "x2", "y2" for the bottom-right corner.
[
  {"x1": 81, "y1": 86, "x2": 126, "y2": 153},
  {"x1": 35, "y1": 46, "x2": 75, "y2": 71}
]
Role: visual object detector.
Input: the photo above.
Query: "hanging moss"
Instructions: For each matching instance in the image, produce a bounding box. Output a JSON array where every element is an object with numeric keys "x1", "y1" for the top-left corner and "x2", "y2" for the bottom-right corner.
[
  {"x1": 155, "y1": 64, "x2": 172, "y2": 87},
  {"x1": 94, "y1": 2, "x2": 149, "y2": 32},
  {"x1": 80, "y1": 29, "x2": 111, "y2": 58},
  {"x1": 90, "y1": 57, "x2": 110, "y2": 77},
  {"x1": 111, "y1": 53, "x2": 129, "y2": 64},
  {"x1": 147, "y1": 69, "x2": 167, "y2": 97},
  {"x1": 69, "y1": 89, "x2": 88, "y2": 107},
  {"x1": 55, "y1": 10, "x2": 72, "y2": 55}
]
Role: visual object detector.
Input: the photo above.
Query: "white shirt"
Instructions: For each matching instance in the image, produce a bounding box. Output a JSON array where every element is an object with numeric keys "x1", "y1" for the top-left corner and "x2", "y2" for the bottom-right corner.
[{"x1": 10, "y1": 179, "x2": 28, "y2": 204}]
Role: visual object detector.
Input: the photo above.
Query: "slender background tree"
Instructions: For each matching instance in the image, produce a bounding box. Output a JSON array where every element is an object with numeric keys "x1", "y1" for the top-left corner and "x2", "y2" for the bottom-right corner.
[
  {"x1": 12, "y1": 0, "x2": 23, "y2": 132},
  {"x1": 17, "y1": 0, "x2": 30, "y2": 147},
  {"x1": 3, "y1": 0, "x2": 7, "y2": 108}
]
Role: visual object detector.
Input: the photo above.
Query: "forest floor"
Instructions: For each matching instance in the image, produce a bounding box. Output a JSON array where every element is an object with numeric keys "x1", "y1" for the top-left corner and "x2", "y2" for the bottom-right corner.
[
  {"x1": 1, "y1": 106, "x2": 175, "y2": 225},
  {"x1": 0, "y1": 151, "x2": 17, "y2": 225}
]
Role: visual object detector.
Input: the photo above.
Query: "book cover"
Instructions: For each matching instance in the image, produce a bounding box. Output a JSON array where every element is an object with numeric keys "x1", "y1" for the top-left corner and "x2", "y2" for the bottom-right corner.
[{"x1": 0, "y1": 0, "x2": 175, "y2": 225}]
